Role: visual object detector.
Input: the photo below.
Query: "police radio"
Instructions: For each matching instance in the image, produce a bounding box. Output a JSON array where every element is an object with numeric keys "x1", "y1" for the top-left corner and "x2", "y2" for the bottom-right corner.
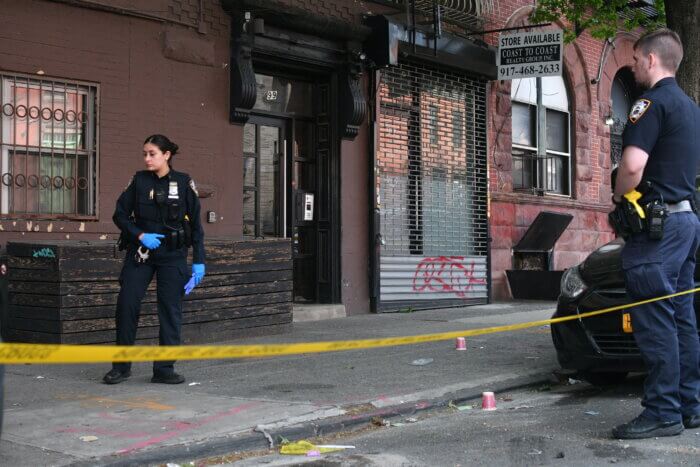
[{"x1": 647, "y1": 201, "x2": 666, "y2": 240}]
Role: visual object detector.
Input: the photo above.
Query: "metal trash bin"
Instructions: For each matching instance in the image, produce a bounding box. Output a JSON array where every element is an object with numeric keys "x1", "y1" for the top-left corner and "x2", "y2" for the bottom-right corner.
[{"x1": 506, "y1": 211, "x2": 573, "y2": 300}]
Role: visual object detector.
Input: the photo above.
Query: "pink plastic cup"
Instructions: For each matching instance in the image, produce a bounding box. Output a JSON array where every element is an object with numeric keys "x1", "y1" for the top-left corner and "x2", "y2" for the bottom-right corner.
[
  {"x1": 482, "y1": 391, "x2": 497, "y2": 410},
  {"x1": 455, "y1": 337, "x2": 467, "y2": 351}
]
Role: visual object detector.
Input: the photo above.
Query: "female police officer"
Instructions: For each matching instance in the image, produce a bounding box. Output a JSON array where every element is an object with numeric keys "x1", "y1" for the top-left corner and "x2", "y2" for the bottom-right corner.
[{"x1": 103, "y1": 134, "x2": 205, "y2": 385}]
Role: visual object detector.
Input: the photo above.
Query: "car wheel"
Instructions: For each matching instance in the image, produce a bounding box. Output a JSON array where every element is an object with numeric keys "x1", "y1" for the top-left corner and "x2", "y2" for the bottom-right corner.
[{"x1": 579, "y1": 370, "x2": 628, "y2": 386}]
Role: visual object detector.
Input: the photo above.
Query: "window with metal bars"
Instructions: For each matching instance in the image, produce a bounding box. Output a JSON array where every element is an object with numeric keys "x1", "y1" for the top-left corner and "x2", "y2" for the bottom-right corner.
[
  {"x1": 511, "y1": 76, "x2": 571, "y2": 196},
  {"x1": 377, "y1": 61, "x2": 489, "y2": 257},
  {"x1": 1, "y1": 73, "x2": 98, "y2": 218},
  {"x1": 609, "y1": 69, "x2": 637, "y2": 167}
]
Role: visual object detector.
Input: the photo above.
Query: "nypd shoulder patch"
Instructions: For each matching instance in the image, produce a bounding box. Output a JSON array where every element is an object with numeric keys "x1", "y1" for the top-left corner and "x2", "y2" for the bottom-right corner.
[
  {"x1": 189, "y1": 179, "x2": 199, "y2": 196},
  {"x1": 629, "y1": 99, "x2": 652, "y2": 123}
]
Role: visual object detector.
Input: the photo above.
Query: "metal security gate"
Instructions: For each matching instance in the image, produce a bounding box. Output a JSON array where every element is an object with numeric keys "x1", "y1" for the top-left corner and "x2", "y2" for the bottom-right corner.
[{"x1": 374, "y1": 61, "x2": 489, "y2": 311}]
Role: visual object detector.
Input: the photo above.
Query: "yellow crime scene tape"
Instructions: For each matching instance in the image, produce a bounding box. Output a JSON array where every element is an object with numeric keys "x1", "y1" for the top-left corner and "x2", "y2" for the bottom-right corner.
[{"x1": 0, "y1": 286, "x2": 698, "y2": 365}]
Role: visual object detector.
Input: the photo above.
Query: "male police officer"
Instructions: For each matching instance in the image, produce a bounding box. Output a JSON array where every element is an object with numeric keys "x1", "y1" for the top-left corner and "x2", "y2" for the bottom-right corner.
[{"x1": 612, "y1": 28, "x2": 700, "y2": 439}]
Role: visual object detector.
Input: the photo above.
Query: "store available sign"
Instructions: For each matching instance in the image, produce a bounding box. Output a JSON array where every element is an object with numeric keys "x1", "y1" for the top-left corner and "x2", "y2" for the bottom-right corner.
[{"x1": 497, "y1": 30, "x2": 563, "y2": 80}]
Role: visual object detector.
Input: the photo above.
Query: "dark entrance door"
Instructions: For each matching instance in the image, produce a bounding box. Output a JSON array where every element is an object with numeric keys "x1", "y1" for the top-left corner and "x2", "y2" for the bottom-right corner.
[
  {"x1": 290, "y1": 117, "x2": 319, "y2": 302},
  {"x1": 243, "y1": 74, "x2": 335, "y2": 303}
]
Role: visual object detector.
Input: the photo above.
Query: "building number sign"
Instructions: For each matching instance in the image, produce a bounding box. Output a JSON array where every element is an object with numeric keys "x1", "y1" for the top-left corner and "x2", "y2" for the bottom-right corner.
[{"x1": 265, "y1": 90, "x2": 278, "y2": 102}]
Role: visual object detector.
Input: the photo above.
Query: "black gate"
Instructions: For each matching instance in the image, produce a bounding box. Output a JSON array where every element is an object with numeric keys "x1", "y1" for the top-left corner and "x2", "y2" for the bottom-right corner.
[{"x1": 374, "y1": 61, "x2": 489, "y2": 311}]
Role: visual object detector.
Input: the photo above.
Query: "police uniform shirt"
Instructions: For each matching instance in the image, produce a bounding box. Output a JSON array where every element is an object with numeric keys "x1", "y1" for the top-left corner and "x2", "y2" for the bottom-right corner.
[
  {"x1": 113, "y1": 170, "x2": 205, "y2": 263},
  {"x1": 622, "y1": 77, "x2": 700, "y2": 204}
]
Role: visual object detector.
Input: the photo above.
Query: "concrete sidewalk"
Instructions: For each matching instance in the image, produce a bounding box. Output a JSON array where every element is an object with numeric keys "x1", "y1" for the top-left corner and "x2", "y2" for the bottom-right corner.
[{"x1": 0, "y1": 301, "x2": 560, "y2": 466}]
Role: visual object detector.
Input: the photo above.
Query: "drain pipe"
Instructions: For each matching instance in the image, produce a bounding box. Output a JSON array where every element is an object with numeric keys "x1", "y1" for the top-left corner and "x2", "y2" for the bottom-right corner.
[{"x1": 591, "y1": 37, "x2": 616, "y2": 85}]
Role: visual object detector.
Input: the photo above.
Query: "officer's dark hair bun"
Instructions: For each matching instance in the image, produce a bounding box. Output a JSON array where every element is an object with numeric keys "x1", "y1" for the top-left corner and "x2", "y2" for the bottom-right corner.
[{"x1": 144, "y1": 134, "x2": 179, "y2": 157}]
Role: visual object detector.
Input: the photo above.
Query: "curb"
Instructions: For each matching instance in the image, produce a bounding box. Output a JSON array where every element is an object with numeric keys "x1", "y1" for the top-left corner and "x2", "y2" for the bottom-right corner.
[{"x1": 71, "y1": 370, "x2": 555, "y2": 467}]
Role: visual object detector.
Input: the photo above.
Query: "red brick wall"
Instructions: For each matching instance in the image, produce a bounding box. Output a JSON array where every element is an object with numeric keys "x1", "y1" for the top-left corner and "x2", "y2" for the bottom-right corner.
[
  {"x1": 0, "y1": 0, "x2": 373, "y2": 313},
  {"x1": 376, "y1": 84, "x2": 474, "y2": 178},
  {"x1": 2, "y1": 0, "x2": 637, "y2": 309},
  {"x1": 0, "y1": 0, "x2": 238, "y2": 244},
  {"x1": 482, "y1": 2, "x2": 635, "y2": 299}
]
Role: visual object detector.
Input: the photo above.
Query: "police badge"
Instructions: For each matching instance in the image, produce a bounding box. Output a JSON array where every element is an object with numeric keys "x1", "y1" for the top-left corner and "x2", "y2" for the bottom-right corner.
[{"x1": 629, "y1": 99, "x2": 651, "y2": 123}]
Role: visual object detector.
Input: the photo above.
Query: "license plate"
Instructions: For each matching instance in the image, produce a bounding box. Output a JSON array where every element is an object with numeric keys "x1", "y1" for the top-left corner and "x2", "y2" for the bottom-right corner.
[{"x1": 622, "y1": 313, "x2": 633, "y2": 333}]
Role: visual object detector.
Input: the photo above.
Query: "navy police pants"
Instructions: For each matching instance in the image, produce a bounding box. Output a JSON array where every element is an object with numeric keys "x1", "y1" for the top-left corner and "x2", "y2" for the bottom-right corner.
[
  {"x1": 622, "y1": 211, "x2": 700, "y2": 422},
  {"x1": 112, "y1": 248, "x2": 188, "y2": 376}
]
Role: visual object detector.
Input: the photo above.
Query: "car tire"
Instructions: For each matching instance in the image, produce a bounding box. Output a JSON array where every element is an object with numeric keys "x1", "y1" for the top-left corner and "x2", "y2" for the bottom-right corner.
[{"x1": 580, "y1": 370, "x2": 629, "y2": 386}]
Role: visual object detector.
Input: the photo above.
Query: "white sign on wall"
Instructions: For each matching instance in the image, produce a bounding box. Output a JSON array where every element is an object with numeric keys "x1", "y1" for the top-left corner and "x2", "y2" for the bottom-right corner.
[{"x1": 497, "y1": 29, "x2": 563, "y2": 80}]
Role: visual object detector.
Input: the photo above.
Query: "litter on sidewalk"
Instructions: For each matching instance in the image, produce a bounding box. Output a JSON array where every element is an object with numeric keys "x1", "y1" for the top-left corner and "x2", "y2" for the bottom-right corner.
[
  {"x1": 482, "y1": 391, "x2": 497, "y2": 410},
  {"x1": 253, "y1": 426, "x2": 275, "y2": 448},
  {"x1": 279, "y1": 440, "x2": 354, "y2": 455},
  {"x1": 448, "y1": 400, "x2": 474, "y2": 411},
  {"x1": 371, "y1": 416, "x2": 391, "y2": 427},
  {"x1": 410, "y1": 358, "x2": 434, "y2": 366}
]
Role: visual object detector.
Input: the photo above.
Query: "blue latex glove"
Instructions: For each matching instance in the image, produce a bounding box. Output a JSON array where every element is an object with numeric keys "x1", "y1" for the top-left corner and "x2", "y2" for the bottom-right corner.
[
  {"x1": 192, "y1": 263, "x2": 205, "y2": 286},
  {"x1": 140, "y1": 233, "x2": 165, "y2": 250},
  {"x1": 184, "y1": 276, "x2": 196, "y2": 295}
]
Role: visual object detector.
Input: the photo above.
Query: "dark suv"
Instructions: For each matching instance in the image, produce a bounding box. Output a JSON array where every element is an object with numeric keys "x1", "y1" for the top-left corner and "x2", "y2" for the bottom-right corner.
[{"x1": 551, "y1": 177, "x2": 700, "y2": 385}]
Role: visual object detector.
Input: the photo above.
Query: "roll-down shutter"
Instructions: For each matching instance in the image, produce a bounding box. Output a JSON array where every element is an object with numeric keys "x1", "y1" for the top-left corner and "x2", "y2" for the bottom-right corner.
[{"x1": 376, "y1": 60, "x2": 489, "y2": 311}]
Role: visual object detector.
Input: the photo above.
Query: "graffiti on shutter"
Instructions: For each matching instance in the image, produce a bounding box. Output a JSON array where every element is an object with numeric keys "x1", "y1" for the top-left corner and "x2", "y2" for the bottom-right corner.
[{"x1": 376, "y1": 61, "x2": 488, "y2": 308}]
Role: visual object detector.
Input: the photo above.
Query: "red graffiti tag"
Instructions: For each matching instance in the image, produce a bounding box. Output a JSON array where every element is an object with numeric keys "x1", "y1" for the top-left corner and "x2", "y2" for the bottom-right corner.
[{"x1": 412, "y1": 256, "x2": 486, "y2": 298}]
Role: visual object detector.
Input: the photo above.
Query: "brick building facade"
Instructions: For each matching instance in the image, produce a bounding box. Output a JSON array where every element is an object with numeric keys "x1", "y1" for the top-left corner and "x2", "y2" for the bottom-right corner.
[
  {"x1": 484, "y1": 2, "x2": 635, "y2": 299},
  {"x1": 0, "y1": 0, "x2": 635, "y2": 331}
]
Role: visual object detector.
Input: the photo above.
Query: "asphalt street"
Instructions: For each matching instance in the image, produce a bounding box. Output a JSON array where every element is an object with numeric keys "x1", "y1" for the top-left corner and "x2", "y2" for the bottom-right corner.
[
  {"x1": 0, "y1": 301, "x2": 560, "y2": 466},
  {"x1": 224, "y1": 376, "x2": 700, "y2": 467}
]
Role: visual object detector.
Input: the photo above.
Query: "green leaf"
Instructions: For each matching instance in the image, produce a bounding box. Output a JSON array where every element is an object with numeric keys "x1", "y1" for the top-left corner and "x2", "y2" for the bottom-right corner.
[{"x1": 531, "y1": 0, "x2": 666, "y2": 43}]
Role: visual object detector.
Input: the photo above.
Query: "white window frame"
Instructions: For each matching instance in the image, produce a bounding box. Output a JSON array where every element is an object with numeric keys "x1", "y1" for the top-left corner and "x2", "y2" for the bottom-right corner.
[
  {"x1": 0, "y1": 72, "x2": 99, "y2": 218},
  {"x1": 511, "y1": 76, "x2": 572, "y2": 196}
]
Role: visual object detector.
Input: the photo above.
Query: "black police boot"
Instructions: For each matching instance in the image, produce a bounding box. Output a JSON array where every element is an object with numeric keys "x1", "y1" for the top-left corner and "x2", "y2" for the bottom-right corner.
[
  {"x1": 612, "y1": 415, "x2": 684, "y2": 439},
  {"x1": 103, "y1": 369, "x2": 131, "y2": 385},
  {"x1": 683, "y1": 414, "x2": 700, "y2": 429},
  {"x1": 151, "y1": 372, "x2": 185, "y2": 384}
]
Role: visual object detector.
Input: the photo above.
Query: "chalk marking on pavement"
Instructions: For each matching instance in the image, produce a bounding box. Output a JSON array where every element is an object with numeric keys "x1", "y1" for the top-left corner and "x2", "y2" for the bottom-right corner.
[
  {"x1": 84, "y1": 397, "x2": 176, "y2": 411},
  {"x1": 57, "y1": 425, "x2": 153, "y2": 439},
  {"x1": 115, "y1": 401, "x2": 261, "y2": 455},
  {"x1": 0, "y1": 286, "x2": 697, "y2": 365}
]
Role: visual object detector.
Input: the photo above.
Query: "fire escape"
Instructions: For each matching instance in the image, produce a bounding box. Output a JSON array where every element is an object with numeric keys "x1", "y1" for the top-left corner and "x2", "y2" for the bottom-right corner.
[{"x1": 369, "y1": 0, "x2": 498, "y2": 55}]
